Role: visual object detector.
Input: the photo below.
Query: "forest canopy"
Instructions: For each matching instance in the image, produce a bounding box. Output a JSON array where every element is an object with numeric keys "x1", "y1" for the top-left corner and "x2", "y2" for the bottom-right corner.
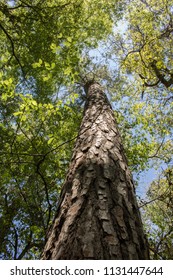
[{"x1": 0, "y1": 0, "x2": 172, "y2": 259}]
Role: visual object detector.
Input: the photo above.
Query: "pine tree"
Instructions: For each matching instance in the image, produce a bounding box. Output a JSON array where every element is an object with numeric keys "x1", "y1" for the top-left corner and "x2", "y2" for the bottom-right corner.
[{"x1": 42, "y1": 81, "x2": 149, "y2": 260}]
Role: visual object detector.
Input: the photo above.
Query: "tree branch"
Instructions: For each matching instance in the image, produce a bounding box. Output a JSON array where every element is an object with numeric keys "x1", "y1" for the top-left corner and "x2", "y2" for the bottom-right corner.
[
  {"x1": 0, "y1": 22, "x2": 25, "y2": 76},
  {"x1": 150, "y1": 61, "x2": 173, "y2": 88}
]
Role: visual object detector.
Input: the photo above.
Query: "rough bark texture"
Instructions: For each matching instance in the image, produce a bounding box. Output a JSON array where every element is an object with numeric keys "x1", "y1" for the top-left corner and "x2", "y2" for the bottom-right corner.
[{"x1": 42, "y1": 82, "x2": 149, "y2": 260}]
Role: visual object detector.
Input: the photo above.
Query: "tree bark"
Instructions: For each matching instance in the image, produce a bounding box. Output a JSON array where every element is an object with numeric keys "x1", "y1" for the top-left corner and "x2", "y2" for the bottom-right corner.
[{"x1": 42, "y1": 81, "x2": 149, "y2": 260}]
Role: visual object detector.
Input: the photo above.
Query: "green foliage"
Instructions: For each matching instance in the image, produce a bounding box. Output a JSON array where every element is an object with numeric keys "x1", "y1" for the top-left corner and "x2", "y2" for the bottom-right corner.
[
  {"x1": 106, "y1": 0, "x2": 173, "y2": 174},
  {"x1": 121, "y1": 0, "x2": 173, "y2": 89},
  {"x1": 0, "y1": 92, "x2": 82, "y2": 259},
  {"x1": 142, "y1": 167, "x2": 173, "y2": 259},
  {"x1": 114, "y1": 84, "x2": 173, "y2": 173},
  {"x1": 0, "y1": 0, "x2": 118, "y2": 100}
]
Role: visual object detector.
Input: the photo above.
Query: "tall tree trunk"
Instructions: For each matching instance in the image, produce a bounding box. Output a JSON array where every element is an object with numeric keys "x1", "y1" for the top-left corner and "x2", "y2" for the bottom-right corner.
[{"x1": 42, "y1": 81, "x2": 149, "y2": 260}]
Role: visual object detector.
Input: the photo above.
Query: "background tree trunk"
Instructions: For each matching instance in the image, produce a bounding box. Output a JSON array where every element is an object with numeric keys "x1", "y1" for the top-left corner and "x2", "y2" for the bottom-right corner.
[{"x1": 42, "y1": 82, "x2": 149, "y2": 260}]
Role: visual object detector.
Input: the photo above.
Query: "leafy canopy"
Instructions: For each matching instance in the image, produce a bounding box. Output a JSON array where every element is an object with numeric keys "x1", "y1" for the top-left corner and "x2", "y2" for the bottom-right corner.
[{"x1": 142, "y1": 167, "x2": 173, "y2": 259}]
